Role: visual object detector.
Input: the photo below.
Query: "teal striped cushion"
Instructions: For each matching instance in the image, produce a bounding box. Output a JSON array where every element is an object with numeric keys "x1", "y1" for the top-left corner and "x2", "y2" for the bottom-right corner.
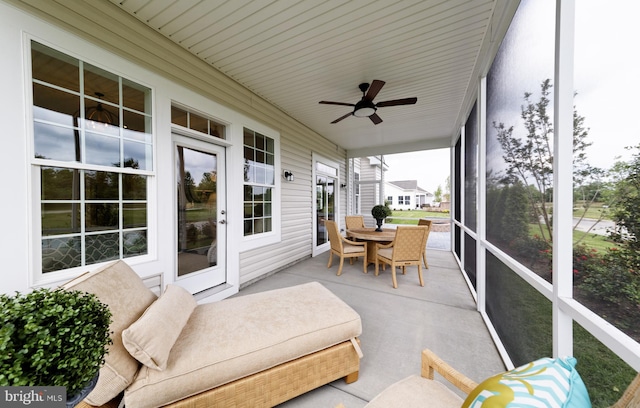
[{"x1": 462, "y1": 356, "x2": 591, "y2": 407}]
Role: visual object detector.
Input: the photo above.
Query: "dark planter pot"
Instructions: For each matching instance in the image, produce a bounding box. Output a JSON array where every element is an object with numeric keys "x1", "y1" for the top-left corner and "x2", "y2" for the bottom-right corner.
[
  {"x1": 375, "y1": 218, "x2": 384, "y2": 232},
  {"x1": 66, "y1": 373, "x2": 99, "y2": 408}
]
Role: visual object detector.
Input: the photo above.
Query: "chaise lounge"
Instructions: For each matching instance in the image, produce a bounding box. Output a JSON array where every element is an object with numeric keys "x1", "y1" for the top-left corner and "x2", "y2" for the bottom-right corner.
[{"x1": 64, "y1": 260, "x2": 363, "y2": 408}]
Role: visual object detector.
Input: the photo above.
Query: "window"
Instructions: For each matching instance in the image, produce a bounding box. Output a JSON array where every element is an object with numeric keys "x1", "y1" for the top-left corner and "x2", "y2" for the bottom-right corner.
[
  {"x1": 354, "y1": 172, "x2": 361, "y2": 214},
  {"x1": 171, "y1": 105, "x2": 225, "y2": 139},
  {"x1": 387, "y1": 196, "x2": 393, "y2": 205},
  {"x1": 243, "y1": 128, "x2": 274, "y2": 236},
  {"x1": 31, "y1": 41, "x2": 152, "y2": 274}
]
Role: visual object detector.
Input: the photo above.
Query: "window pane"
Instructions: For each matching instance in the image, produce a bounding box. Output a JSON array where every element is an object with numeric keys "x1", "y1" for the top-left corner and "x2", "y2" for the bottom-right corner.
[
  {"x1": 84, "y1": 63, "x2": 119, "y2": 105},
  {"x1": 255, "y1": 133, "x2": 265, "y2": 150},
  {"x1": 42, "y1": 236, "x2": 81, "y2": 273},
  {"x1": 85, "y1": 171, "x2": 119, "y2": 200},
  {"x1": 123, "y1": 174, "x2": 147, "y2": 200},
  {"x1": 243, "y1": 128, "x2": 254, "y2": 146},
  {"x1": 123, "y1": 110, "x2": 150, "y2": 136},
  {"x1": 124, "y1": 140, "x2": 152, "y2": 170},
  {"x1": 31, "y1": 41, "x2": 79, "y2": 92},
  {"x1": 41, "y1": 203, "x2": 80, "y2": 236},
  {"x1": 41, "y1": 167, "x2": 79, "y2": 200},
  {"x1": 33, "y1": 83, "x2": 79, "y2": 126},
  {"x1": 34, "y1": 122, "x2": 79, "y2": 162},
  {"x1": 265, "y1": 164, "x2": 274, "y2": 185},
  {"x1": 123, "y1": 203, "x2": 146, "y2": 228},
  {"x1": 122, "y1": 78, "x2": 150, "y2": 114},
  {"x1": 124, "y1": 230, "x2": 147, "y2": 257},
  {"x1": 189, "y1": 112, "x2": 208, "y2": 134},
  {"x1": 85, "y1": 233, "x2": 120, "y2": 263},
  {"x1": 85, "y1": 203, "x2": 119, "y2": 231},
  {"x1": 210, "y1": 121, "x2": 224, "y2": 139},
  {"x1": 85, "y1": 132, "x2": 120, "y2": 167},
  {"x1": 83, "y1": 98, "x2": 119, "y2": 134},
  {"x1": 171, "y1": 106, "x2": 188, "y2": 127}
]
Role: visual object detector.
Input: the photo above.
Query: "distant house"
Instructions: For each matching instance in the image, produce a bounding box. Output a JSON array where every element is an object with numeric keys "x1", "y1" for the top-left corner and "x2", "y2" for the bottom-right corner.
[{"x1": 385, "y1": 180, "x2": 433, "y2": 210}]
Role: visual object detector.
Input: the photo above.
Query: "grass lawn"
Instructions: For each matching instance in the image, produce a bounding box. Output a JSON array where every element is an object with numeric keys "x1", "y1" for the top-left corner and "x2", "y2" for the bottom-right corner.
[{"x1": 386, "y1": 209, "x2": 449, "y2": 224}]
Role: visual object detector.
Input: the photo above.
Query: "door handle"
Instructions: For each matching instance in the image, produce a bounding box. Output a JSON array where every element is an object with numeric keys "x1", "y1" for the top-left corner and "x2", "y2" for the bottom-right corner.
[{"x1": 219, "y1": 220, "x2": 226, "y2": 224}]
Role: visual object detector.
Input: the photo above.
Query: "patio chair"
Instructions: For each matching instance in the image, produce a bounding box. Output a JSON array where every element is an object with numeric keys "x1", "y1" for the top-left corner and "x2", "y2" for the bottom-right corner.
[
  {"x1": 417, "y1": 219, "x2": 432, "y2": 268},
  {"x1": 345, "y1": 215, "x2": 366, "y2": 229},
  {"x1": 338, "y1": 349, "x2": 640, "y2": 408},
  {"x1": 326, "y1": 220, "x2": 367, "y2": 275},
  {"x1": 375, "y1": 226, "x2": 429, "y2": 288}
]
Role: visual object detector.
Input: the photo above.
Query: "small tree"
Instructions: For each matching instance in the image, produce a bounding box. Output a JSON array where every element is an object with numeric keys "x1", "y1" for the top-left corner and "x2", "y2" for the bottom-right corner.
[
  {"x1": 493, "y1": 79, "x2": 593, "y2": 244},
  {"x1": 433, "y1": 185, "x2": 443, "y2": 203}
]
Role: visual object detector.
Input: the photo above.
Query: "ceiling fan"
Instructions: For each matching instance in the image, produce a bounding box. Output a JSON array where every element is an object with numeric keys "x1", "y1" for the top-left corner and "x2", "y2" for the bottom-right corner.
[{"x1": 319, "y1": 80, "x2": 417, "y2": 125}]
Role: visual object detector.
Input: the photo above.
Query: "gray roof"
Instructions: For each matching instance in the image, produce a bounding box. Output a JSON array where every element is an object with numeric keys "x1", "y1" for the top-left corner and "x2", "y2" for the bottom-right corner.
[{"x1": 388, "y1": 180, "x2": 432, "y2": 195}]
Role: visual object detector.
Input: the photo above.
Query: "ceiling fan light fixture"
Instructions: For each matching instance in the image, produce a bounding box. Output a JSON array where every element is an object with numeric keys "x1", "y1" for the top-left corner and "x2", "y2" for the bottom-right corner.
[{"x1": 353, "y1": 106, "x2": 376, "y2": 117}]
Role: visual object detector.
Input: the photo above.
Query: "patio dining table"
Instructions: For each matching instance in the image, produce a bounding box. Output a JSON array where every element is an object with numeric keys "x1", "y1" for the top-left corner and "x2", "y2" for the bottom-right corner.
[{"x1": 346, "y1": 228, "x2": 396, "y2": 269}]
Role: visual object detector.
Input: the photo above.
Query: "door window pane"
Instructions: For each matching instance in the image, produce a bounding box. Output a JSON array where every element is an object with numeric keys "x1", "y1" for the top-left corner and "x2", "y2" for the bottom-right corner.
[{"x1": 176, "y1": 146, "x2": 218, "y2": 275}]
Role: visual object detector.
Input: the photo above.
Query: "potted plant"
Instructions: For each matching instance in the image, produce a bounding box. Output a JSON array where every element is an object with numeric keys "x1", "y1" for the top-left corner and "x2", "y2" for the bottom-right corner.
[
  {"x1": 371, "y1": 204, "x2": 392, "y2": 231},
  {"x1": 0, "y1": 288, "x2": 112, "y2": 407}
]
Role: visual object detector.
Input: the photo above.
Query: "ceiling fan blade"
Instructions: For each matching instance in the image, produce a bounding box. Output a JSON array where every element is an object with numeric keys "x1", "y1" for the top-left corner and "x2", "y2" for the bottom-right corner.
[
  {"x1": 331, "y1": 112, "x2": 353, "y2": 124},
  {"x1": 376, "y1": 97, "x2": 417, "y2": 107},
  {"x1": 364, "y1": 80, "x2": 385, "y2": 101},
  {"x1": 319, "y1": 101, "x2": 356, "y2": 107},
  {"x1": 369, "y1": 113, "x2": 383, "y2": 125}
]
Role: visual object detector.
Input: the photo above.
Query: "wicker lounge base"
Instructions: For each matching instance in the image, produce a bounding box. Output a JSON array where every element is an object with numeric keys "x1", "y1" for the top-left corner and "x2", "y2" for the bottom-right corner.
[{"x1": 78, "y1": 339, "x2": 360, "y2": 408}]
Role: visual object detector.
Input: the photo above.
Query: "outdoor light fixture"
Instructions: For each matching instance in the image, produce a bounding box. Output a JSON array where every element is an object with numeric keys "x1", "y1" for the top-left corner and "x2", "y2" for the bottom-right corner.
[{"x1": 283, "y1": 170, "x2": 294, "y2": 182}]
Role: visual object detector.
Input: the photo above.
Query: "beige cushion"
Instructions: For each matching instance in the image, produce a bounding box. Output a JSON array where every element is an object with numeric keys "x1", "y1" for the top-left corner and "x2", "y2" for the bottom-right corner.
[
  {"x1": 377, "y1": 247, "x2": 393, "y2": 259},
  {"x1": 125, "y1": 281, "x2": 362, "y2": 408},
  {"x1": 122, "y1": 284, "x2": 196, "y2": 371},
  {"x1": 343, "y1": 243, "x2": 365, "y2": 253},
  {"x1": 62, "y1": 260, "x2": 157, "y2": 406},
  {"x1": 365, "y1": 375, "x2": 463, "y2": 408}
]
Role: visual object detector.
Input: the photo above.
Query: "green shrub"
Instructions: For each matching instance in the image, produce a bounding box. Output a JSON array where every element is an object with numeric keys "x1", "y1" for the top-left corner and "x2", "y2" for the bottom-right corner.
[
  {"x1": 371, "y1": 204, "x2": 392, "y2": 219},
  {"x1": 0, "y1": 288, "x2": 112, "y2": 396}
]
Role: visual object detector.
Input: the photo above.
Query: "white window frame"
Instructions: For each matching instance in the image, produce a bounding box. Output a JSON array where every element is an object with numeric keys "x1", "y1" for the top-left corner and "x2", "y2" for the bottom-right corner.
[
  {"x1": 25, "y1": 36, "x2": 157, "y2": 286},
  {"x1": 238, "y1": 122, "x2": 281, "y2": 252}
]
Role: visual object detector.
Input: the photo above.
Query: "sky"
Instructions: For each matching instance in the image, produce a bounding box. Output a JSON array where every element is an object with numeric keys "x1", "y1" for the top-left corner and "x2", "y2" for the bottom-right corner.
[
  {"x1": 383, "y1": 1, "x2": 639, "y2": 193},
  {"x1": 383, "y1": 149, "x2": 450, "y2": 195}
]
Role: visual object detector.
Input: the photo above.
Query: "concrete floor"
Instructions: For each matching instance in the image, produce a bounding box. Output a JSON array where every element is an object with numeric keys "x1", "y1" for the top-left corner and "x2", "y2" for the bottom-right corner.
[{"x1": 234, "y1": 245, "x2": 506, "y2": 407}]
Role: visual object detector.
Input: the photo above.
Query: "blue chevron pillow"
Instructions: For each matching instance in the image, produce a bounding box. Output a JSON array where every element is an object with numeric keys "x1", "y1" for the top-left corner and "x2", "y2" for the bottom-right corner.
[{"x1": 462, "y1": 356, "x2": 591, "y2": 407}]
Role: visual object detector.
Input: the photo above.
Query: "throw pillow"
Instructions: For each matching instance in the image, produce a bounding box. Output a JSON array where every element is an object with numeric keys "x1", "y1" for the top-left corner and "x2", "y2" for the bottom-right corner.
[
  {"x1": 462, "y1": 356, "x2": 591, "y2": 407},
  {"x1": 61, "y1": 260, "x2": 158, "y2": 406},
  {"x1": 122, "y1": 284, "x2": 197, "y2": 371}
]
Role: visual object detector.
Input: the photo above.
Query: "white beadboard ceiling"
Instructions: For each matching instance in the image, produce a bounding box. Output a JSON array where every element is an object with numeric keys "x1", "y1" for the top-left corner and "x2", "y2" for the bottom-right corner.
[{"x1": 109, "y1": 0, "x2": 514, "y2": 156}]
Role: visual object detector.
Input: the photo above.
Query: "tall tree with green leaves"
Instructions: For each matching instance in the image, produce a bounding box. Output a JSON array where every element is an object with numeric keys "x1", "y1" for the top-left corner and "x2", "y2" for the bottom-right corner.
[{"x1": 492, "y1": 79, "x2": 593, "y2": 243}]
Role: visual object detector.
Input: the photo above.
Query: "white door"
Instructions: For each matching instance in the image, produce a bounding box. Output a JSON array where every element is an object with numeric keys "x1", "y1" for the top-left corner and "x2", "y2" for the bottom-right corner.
[
  {"x1": 174, "y1": 134, "x2": 226, "y2": 294},
  {"x1": 312, "y1": 155, "x2": 339, "y2": 256}
]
